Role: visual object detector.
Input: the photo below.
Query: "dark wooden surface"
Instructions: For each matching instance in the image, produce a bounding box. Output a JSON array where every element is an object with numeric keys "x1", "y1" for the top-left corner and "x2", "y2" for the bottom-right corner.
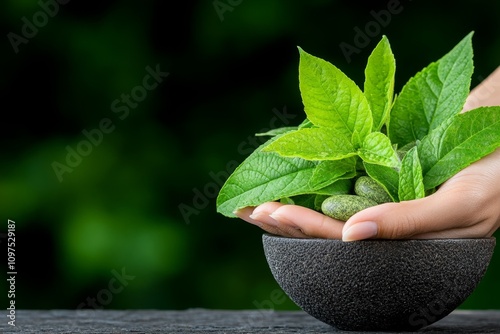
[{"x1": 1, "y1": 309, "x2": 500, "y2": 333}]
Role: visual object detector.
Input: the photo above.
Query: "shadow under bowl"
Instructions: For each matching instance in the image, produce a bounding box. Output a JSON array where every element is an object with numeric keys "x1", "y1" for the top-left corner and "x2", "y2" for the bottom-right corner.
[{"x1": 262, "y1": 234, "x2": 496, "y2": 331}]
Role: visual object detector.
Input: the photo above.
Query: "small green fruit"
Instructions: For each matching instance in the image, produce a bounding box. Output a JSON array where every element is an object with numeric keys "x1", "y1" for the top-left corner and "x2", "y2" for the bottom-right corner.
[
  {"x1": 321, "y1": 194, "x2": 378, "y2": 221},
  {"x1": 354, "y1": 176, "x2": 393, "y2": 204}
]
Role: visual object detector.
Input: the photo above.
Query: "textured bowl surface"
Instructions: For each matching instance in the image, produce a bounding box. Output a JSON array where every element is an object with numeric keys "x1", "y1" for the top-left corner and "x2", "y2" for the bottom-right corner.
[{"x1": 262, "y1": 234, "x2": 496, "y2": 331}]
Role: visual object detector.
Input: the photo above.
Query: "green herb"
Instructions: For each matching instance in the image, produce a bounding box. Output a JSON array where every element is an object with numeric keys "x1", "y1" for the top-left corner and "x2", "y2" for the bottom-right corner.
[{"x1": 216, "y1": 31, "x2": 500, "y2": 220}]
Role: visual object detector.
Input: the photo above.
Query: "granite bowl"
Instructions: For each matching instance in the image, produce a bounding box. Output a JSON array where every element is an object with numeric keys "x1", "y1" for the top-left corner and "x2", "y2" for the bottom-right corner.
[{"x1": 262, "y1": 234, "x2": 496, "y2": 331}]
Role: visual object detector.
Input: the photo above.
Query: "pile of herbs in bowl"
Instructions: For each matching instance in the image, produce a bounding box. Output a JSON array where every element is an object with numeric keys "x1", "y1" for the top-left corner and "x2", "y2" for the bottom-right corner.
[{"x1": 215, "y1": 32, "x2": 499, "y2": 331}]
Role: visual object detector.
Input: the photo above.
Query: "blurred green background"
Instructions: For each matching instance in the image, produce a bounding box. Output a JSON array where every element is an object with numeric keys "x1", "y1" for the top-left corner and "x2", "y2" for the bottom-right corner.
[{"x1": 1, "y1": 0, "x2": 500, "y2": 312}]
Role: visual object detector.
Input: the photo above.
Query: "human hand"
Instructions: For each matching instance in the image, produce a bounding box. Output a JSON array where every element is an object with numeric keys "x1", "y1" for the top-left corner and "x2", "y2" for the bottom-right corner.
[
  {"x1": 236, "y1": 67, "x2": 500, "y2": 241},
  {"x1": 236, "y1": 147, "x2": 500, "y2": 240}
]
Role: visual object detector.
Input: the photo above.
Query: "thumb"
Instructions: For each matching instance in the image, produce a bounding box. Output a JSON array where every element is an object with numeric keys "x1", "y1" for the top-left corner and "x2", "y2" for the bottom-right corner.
[{"x1": 341, "y1": 192, "x2": 470, "y2": 241}]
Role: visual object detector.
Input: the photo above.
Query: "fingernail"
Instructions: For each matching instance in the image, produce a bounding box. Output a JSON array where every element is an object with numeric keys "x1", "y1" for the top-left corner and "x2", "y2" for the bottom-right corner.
[
  {"x1": 248, "y1": 213, "x2": 259, "y2": 220},
  {"x1": 269, "y1": 212, "x2": 284, "y2": 223},
  {"x1": 342, "y1": 221, "x2": 378, "y2": 241},
  {"x1": 249, "y1": 212, "x2": 278, "y2": 226},
  {"x1": 250, "y1": 206, "x2": 267, "y2": 217},
  {"x1": 269, "y1": 212, "x2": 287, "y2": 224}
]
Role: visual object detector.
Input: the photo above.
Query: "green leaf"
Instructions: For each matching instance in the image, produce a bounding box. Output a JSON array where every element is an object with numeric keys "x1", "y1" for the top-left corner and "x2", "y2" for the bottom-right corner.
[
  {"x1": 216, "y1": 148, "x2": 322, "y2": 217},
  {"x1": 358, "y1": 132, "x2": 400, "y2": 168},
  {"x1": 388, "y1": 32, "x2": 474, "y2": 147},
  {"x1": 279, "y1": 197, "x2": 296, "y2": 205},
  {"x1": 364, "y1": 35, "x2": 396, "y2": 131},
  {"x1": 312, "y1": 178, "x2": 353, "y2": 195},
  {"x1": 255, "y1": 127, "x2": 297, "y2": 137},
  {"x1": 286, "y1": 194, "x2": 316, "y2": 210},
  {"x1": 351, "y1": 130, "x2": 362, "y2": 150},
  {"x1": 298, "y1": 47, "x2": 373, "y2": 141},
  {"x1": 263, "y1": 128, "x2": 356, "y2": 161},
  {"x1": 418, "y1": 106, "x2": 500, "y2": 189},
  {"x1": 309, "y1": 158, "x2": 357, "y2": 189},
  {"x1": 364, "y1": 162, "x2": 399, "y2": 202},
  {"x1": 217, "y1": 130, "x2": 359, "y2": 217},
  {"x1": 396, "y1": 140, "x2": 417, "y2": 161},
  {"x1": 298, "y1": 118, "x2": 315, "y2": 129},
  {"x1": 290, "y1": 179, "x2": 353, "y2": 211},
  {"x1": 398, "y1": 146, "x2": 425, "y2": 201}
]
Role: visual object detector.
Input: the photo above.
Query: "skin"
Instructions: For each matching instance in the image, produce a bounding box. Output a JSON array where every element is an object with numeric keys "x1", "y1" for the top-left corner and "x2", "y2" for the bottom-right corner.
[{"x1": 236, "y1": 66, "x2": 500, "y2": 241}]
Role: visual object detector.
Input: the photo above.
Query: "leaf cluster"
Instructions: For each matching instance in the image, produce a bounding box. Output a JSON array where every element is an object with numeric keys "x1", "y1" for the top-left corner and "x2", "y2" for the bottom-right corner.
[{"x1": 217, "y1": 32, "x2": 500, "y2": 219}]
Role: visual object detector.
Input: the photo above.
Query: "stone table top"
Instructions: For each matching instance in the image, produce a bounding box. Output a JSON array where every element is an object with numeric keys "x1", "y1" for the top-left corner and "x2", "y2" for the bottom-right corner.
[{"x1": 1, "y1": 309, "x2": 500, "y2": 333}]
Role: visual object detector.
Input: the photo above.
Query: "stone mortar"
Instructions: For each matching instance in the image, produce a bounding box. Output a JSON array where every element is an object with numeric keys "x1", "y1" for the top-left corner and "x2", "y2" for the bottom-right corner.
[{"x1": 262, "y1": 234, "x2": 496, "y2": 331}]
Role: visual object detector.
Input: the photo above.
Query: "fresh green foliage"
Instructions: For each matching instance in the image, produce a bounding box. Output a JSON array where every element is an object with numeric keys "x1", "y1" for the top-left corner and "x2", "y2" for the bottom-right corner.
[
  {"x1": 388, "y1": 33, "x2": 474, "y2": 147},
  {"x1": 398, "y1": 147, "x2": 425, "y2": 201},
  {"x1": 216, "y1": 32, "x2": 500, "y2": 220},
  {"x1": 293, "y1": 46, "x2": 373, "y2": 145},
  {"x1": 364, "y1": 36, "x2": 395, "y2": 132},
  {"x1": 418, "y1": 106, "x2": 500, "y2": 189},
  {"x1": 215, "y1": 136, "x2": 346, "y2": 218}
]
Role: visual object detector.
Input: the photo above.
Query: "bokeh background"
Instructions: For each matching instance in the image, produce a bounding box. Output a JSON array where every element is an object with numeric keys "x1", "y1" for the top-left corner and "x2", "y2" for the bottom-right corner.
[{"x1": 1, "y1": 0, "x2": 500, "y2": 312}]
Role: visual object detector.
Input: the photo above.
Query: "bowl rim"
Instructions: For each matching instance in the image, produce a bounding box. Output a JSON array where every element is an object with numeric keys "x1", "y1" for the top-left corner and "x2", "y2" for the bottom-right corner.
[{"x1": 262, "y1": 233, "x2": 496, "y2": 242}]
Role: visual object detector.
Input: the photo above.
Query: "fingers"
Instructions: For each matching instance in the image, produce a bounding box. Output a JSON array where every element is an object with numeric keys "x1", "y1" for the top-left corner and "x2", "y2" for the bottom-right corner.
[
  {"x1": 236, "y1": 202, "x2": 345, "y2": 239},
  {"x1": 342, "y1": 190, "x2": 483, "y2": 241},
  {"x1": 270, "y1": 204, "x2": 344, "y2": 239},
  {"x1": 252, "y1": 202, "x2": 311, "y2": 238},
  {"x1": 342, "y1": 148, "x2": 500, "y2": 241},
  {"x1": 236, "y1": 147, "x2": 500, "y2": 241},
  {"x1": 237, "y1": 193, "x2": 496, "y2": 241},
  {"x1": 235, "y1": 204, "x2": 293, "y2": 237},
  {"x1": 237, "y1": 194, "x2": 487, "y2": 240}
]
